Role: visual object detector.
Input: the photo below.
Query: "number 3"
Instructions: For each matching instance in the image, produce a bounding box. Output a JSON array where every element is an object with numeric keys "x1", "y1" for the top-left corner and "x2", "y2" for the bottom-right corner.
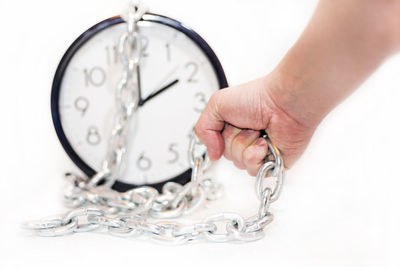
[{"x1": 194, "y1": 92, "x2": 206, "y2": 112}]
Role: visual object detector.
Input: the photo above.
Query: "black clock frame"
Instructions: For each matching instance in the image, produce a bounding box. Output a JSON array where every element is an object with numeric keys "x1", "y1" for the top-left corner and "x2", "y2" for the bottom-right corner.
[{"x1": 51, "y1": 13, "x2": 228, "y2": 192}]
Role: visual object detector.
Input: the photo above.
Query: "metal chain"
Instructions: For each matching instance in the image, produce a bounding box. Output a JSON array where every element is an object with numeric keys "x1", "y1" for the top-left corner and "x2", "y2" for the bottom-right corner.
[
  {"x1": 23, "y1": 2, "x2": 286, "y2": 243},
  {"x1": 89, "y1": 2, "x2": 147, "y2": 188},
  {"x1": 24, "y1": 135, "x2": 285, "y2": 243}
]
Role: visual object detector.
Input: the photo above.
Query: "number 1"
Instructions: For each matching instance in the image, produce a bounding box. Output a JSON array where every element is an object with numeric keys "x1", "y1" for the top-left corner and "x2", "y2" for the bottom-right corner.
[
  {"x1": 165, "y1": 43, "x2": 171, "y2": 62},
  {"x1": 106, "y1": 45, "x2": 118, "y2": 65}
]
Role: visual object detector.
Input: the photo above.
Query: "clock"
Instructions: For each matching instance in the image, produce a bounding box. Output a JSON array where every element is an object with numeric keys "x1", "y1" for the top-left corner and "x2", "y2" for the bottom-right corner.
[{"x1": 51, "y1": 13, "x2": 228, "y2": 192}]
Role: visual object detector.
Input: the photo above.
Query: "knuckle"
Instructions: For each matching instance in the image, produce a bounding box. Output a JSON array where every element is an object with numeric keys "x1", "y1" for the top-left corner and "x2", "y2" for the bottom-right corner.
[
  {"x1": 233, "y1": 160, "x2": 245, "y2": 170},
  {"x1": 247, "y1": 169, "x2": 258, "y2": 177},
  {"x1": 231, "y1": 148, "x2": 244, "y2": 165},
  {"x1": 230, "y1": 133, "x2": 242, "y2": 150},
  {"x1": 223, "y1": 150, "x2": 232, "y2": 160},
  {"x1": 243, "y1": 148, "x2": 257, "y2": 164},
  {"x1": 222, "y1": 124, "x2": 239, "y2": 140},
  {"x1": 221, "y1": 127, "x2": 230, "y2": 139},
  {"x1": 208, "y1": 91, "x2": 220, "y2": 106}
]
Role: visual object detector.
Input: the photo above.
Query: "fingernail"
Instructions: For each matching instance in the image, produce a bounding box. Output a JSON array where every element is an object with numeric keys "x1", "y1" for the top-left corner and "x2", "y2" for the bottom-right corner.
[{"x1": 255, "y1": 138, "x2": 266, "y2": 147}]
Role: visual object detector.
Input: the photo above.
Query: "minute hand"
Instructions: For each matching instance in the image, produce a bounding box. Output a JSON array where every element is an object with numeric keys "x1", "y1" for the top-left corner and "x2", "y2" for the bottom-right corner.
[{"x1": 138, "y1": 79, "x2": 179, "y2": 106}]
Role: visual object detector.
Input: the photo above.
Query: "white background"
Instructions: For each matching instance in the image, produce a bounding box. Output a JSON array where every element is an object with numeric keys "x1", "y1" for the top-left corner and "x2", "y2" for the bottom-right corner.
[{"x1": 1, "y1": 0, "x2": 399, "y2": 266}]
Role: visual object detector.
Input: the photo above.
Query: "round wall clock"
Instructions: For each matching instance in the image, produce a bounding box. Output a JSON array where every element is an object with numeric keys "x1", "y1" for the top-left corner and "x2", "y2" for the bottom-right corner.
[{"x1": 51, "y1": 13, "x2": 228, "y2": 192}]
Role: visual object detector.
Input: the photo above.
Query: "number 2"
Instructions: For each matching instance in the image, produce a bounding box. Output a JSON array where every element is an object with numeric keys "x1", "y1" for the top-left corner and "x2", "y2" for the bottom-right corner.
[{"x1": 185, "y1": 62, "x2": 198, "y2": 83}]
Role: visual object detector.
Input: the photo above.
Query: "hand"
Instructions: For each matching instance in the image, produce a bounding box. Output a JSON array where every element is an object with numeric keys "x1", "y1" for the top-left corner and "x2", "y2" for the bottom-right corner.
[{"x1": 194, "y1": 74, "x2": 316, "y2": 175}]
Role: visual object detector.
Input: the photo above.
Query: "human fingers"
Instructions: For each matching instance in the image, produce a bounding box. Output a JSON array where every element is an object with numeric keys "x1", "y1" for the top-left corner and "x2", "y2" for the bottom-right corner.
[
  {"x1": 221, "y1": 124, "x2": 241, "y2": 161},
  {"x1": 194, "y1": 91, "x2": 225, "y2": 161},
  {"x1": 225, "y1": 130, "x2": 260, "y2": 169},
  {"x1": 243, "y1": 137, "x2": 269, "y2": 176}
]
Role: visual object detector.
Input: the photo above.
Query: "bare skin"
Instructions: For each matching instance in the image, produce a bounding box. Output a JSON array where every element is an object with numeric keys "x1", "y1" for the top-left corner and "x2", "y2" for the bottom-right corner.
[{"x1": 195, "y1": 0, "x2": 400, "y2": 176}]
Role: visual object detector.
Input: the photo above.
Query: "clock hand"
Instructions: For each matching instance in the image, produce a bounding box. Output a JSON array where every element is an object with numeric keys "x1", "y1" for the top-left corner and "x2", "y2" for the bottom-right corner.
[
  {"x1": 136, "y1": 65, "x2": 143, "y2": 102},
  {"x1": 154, "y1": 65, "x2": 179, "y2": 89},
  {"x1": 138, "y1": 79, "x2": 179, "y2": 106}
]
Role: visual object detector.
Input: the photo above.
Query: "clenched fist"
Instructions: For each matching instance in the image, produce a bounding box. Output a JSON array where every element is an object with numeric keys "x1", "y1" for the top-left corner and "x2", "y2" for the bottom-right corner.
[{"x1": 195, "y1": 74, "x2": 316, "y2": 176}]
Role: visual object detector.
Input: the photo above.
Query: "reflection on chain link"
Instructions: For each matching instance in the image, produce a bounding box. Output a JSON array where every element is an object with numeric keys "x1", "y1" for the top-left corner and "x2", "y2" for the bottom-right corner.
[{"x1": 23, "y1": 2, "x2": 285, "y2": 243}]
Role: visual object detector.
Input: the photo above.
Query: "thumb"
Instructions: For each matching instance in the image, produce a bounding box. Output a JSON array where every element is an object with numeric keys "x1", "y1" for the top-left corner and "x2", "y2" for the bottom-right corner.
[{"x1": 194, "y1": 91, "x2": 225, "y2": 161}]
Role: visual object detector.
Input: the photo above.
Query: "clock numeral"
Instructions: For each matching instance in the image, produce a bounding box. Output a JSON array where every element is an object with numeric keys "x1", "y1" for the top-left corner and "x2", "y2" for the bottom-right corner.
[
  {"x1": 194, "y1": 92, "x2": 207, "y2": 112},
  {"x1": 142, "y1": 36, "x2": 149, "y2": 57},
  {"x1": 84, "y1": 66, "x2": 106, "y2": 87},
  {"x1": 74, "y1": 96, "x2": 89, "y2": 116},
  {"x1": 86, "y1": 126, "x2": 101, "y2": 145},
  {"x1": 137, "y1": 152, "x2": 152, "y2": 171},
  {"x1": 168, "y1": 143, "x2": 179, "y2": 164},
  {"x1": 185, "y1": 62, "x2": 198, "y2": 83},
  {"x1": 105, "y1": 45, "x2": 118, "y2": 65},
  {"x1": 165, "y1": 43, "x2": 171, "y2": 62}
]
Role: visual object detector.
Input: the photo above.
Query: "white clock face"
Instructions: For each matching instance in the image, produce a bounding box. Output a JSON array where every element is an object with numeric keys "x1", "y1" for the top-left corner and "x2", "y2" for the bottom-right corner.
[{"x1": 58, "y1": 18, "x2": 222, "y2": 185}]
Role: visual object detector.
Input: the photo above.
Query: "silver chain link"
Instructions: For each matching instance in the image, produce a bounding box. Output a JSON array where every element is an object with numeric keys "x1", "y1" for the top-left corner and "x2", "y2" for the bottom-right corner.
[
  {"x1": 88, "y1": 2, "x2": 146, "y2": 188},
  {"x1": 23, "y1": 2, "x2": 286, "y2": 243}
]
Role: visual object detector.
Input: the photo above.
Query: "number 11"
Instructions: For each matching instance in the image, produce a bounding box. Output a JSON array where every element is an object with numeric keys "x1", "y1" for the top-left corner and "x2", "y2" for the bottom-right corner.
[{"x1": 105, "y1": 45, "x2": 118, "y2": 65}]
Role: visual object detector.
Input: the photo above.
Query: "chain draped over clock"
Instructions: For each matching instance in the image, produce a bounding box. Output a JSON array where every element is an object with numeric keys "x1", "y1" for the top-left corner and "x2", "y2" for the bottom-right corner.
[
  {"x1": 23, "y1": 2, "x2": 285, "y2": 243},
  {"x1": 88, "y1": 3, "x2": 145, "y2": 188}
]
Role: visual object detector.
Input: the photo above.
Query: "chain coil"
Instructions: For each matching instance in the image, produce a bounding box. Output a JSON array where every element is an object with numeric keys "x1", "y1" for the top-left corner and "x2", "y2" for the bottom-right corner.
[{"x1": 24, "y1": 133, "x2": 285, "y2": 243}]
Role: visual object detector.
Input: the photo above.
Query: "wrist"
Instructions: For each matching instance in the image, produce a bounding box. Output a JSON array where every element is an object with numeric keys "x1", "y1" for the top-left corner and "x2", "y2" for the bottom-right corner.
[{"x1": 263, "y1": 68, "x2": 324, "y2": 131}]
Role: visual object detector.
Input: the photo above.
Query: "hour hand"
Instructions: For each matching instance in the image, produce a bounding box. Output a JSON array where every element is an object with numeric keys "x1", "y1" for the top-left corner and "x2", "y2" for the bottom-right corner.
[{"x1": 138, "y1": 79, "x2": 179, "y2": 106}]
